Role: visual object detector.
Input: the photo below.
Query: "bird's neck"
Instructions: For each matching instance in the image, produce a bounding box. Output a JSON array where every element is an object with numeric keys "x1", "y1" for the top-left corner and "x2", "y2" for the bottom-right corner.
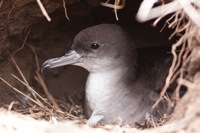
[
  {"x1": 85, "y1": 65, "x2": 138, "y2": 100},
  {"x1": 84, "y1": 64, "x2": 151, "y2": 117}
]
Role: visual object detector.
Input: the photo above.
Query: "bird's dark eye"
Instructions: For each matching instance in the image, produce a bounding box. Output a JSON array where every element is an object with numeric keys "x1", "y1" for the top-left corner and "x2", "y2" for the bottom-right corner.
[{"x1": 90, "y1": 43, "x2": 100, "y2": 50}]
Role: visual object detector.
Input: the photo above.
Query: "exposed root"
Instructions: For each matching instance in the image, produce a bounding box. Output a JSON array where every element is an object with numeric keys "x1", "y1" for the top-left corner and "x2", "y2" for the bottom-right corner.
[
  {"x1": 7, "y1": 0, "x2": 17, "y2": 20},
  {"x1": 101, "y1": 0, "x2": 125, "y2": 9},
  {"x1": 36, "y1": 0, "x2": 51, "y2": 21},
  {"x1": 62, "y1": 0, "x2": 70, "y2": 21},
  {"x1": 150, "y1": 1, "x2": 195, "y2": 109},
  {"x1": 101, "y1": 0, "x2": 126, "y2": 20},
  {"x1": 136, "y1": 0, "x2": 200, "y2": 27},
  {"x1": 0, "y1": 0, "x2": 3, "y2": 8},
  {"x1": 12, "y1": 29, "x2": 31, "y2": 59}
]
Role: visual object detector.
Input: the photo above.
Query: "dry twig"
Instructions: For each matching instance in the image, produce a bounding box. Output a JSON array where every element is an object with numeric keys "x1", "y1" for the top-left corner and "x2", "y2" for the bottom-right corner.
[
  {"x1": 35, "y1": 72, "x2": 60, "y2": 110},
  {"x1": 10, "y1": 57, "x2": 42, "y2": 105},
  {"x1": 152, "y1": 8, "x2": 195, "y2": 109},
  {"x1": 62, "y1": 0, "x2": 70, "y2": 21},
  {"x1": 8, "y1": 101, "x2": 19, "y2": 111},
  {"x1": 101, "y1": 0, "x2": 125, "y2": 20},
  {"x1": 36, "y1": 0, "x2": 51, "y2": 21},
  {"x1": 7, "y1": 0, "x2": 16, "y2": 19},
  {"x1": 12, "y1": 29, "x2": 31, "y2": 57},
  {"x1": 0, "y1": 0, "x2": 4, "y2": 8},
  {"x1": 5, "y1": 57, "x2": 78, "y2": 120},
  {"x1": 11, "y1": 74, "x2": 47, "y2": 106},
  {"x1": 29, "y1": 44, "x2": 60, "y2": 110},
  {"x1": 136, "y1": 0, "x2": 200, "y2": 27},
  {"x1": 0, "y1": 77, "x2": 44, "y2": 108},
  {"x1": 101, "y1": 0, "x2": 125, "y2": 9}
]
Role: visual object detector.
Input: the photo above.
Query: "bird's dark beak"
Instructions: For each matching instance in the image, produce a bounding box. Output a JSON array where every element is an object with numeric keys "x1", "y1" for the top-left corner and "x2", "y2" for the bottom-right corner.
[{"x1": 41, "y1": 50, "x2": 81, "y2": 72}]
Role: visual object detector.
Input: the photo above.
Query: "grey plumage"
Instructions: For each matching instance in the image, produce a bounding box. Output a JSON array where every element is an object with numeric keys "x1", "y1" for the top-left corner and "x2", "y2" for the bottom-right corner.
[{"x1": 42, "y1": 24, "x2": 171, "y2": 126}]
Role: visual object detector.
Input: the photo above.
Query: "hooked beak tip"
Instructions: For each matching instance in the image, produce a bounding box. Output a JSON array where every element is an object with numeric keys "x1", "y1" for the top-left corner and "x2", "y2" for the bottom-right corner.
[
  {"x1": 41, "y1": 50, "x2": 81, "y2": 73},
  {"x1": 41, "y1": 61, "x2": 51, "y2": 73}
]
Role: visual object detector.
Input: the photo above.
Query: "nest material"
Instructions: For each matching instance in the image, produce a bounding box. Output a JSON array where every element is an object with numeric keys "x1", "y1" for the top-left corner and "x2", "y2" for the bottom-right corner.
[
  {"x1": 0, "y1": 0, "x2": 200, "y2": 132},
  {"x1": 136, "y1": 0, "x2": 200, "y2": 132}
]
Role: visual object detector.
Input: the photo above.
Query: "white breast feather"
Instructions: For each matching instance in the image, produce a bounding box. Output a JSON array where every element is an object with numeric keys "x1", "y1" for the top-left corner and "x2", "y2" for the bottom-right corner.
[{"x1": 86, "y1": 72, "x2": 118, "y2": 110}]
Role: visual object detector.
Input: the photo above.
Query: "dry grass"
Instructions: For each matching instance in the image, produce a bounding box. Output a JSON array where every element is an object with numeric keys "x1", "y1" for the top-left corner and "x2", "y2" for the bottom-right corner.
[
  {"x1": 0, "y1": 42, "x2": 85, "y2": 122},
  {"x1": 0, "y1": 57, "x2": 83, "y2": 119}
]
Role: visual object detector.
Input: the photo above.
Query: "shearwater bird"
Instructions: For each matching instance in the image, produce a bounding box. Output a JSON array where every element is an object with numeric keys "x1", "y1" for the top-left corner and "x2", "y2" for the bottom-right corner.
[{"x1": 42, "y1": 24, "x2": 171, "y2": 126}]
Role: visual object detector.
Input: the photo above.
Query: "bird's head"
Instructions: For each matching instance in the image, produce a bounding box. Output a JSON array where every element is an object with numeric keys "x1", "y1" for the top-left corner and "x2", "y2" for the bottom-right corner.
[{"x1": 42, "y1": 24, "x2": 137, "y2": 73}]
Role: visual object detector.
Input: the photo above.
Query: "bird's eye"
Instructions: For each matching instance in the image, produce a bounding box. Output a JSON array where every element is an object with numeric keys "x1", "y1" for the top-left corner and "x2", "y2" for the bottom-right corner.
[{"x1": 90, "y1": 43, "x2": 100, "y2": 50}]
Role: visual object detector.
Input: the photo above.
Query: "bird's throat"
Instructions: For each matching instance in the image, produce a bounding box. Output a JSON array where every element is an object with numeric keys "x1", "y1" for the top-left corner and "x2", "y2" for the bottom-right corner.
[{"x1": 85, "y1": 67, "x2": 137, "y2": 114}]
